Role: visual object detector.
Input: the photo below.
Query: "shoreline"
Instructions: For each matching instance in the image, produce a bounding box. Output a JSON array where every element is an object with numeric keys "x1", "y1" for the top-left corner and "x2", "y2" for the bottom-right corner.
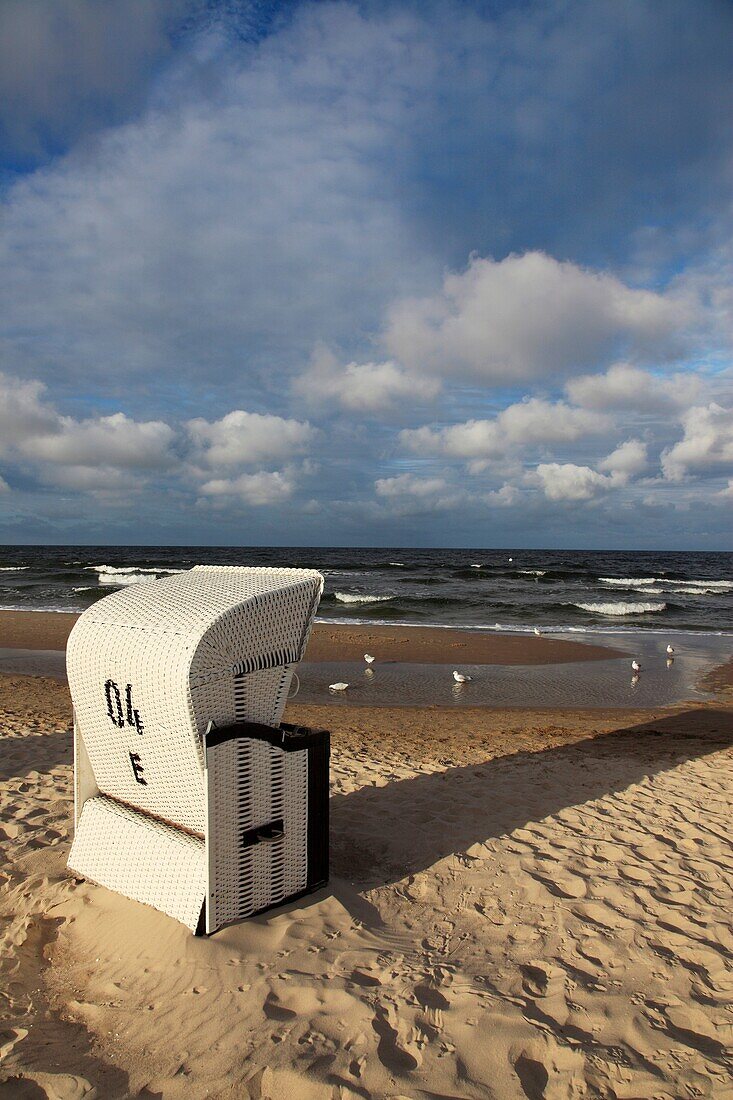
[
  {"x1": 0, "y1": 608, "x2": 626, "y2": 665},
  {"x1": 2, "y1": 610, "x2": 731, "y2": 710}
]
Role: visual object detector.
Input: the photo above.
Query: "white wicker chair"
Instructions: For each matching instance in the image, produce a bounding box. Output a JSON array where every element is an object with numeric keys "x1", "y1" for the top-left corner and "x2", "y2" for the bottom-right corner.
[{"x1": 67, "y1": 566, "x2": 328, "y2": 933}]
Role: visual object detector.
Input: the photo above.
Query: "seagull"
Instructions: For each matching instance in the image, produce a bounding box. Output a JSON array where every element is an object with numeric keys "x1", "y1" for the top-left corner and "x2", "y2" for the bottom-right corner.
[
  {"x1": 364, "y1": 653, "x2": 375, "y2": 664},
  {"x1": 666, "y1": 644, "x2": 675, "y2": 656},
  {"x1": 631, "y1": 660, "x2": 641, "y2": 673},
  {"x1": 508, "y1": 557, "x2": 513, "y2": 562},
  {"x1": 533, "y1": 627, "x2": 542, "y2": 636},
  {"x1": 453, "y1": 670, "x2": 472, "y2": 683},
  {"x1": 329, "y1": 682, "x2": 349, "y2": 692}
]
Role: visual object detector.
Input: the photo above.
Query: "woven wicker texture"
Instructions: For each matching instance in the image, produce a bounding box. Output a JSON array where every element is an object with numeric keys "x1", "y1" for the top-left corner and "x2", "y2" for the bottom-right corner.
[
  {"x1": 206, "y1": 738, "x2": 308, "y2": 932},
  {"x1": 66, "y1": 567, "x2": 323, "y2": 832},
  {"x1": 68, "y1": 795, "x2": 206, "y2": 932}
]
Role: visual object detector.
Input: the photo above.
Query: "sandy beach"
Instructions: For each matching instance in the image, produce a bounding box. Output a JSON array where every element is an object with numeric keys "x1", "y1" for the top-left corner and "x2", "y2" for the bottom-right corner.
[{"x1": 1, "y1": 612, "x2": 731, "y2": 1098}]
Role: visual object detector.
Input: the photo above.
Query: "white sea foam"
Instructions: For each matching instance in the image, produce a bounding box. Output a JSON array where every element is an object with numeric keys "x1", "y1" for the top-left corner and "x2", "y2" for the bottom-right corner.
[
  {"x1": 519, "y1": 569, "x2": 546, "y2": 576},
  {"x1": 98, "y1": 572, "x2": 157, "y2": 587},
  {"x1": 92, "y1": 565, "x2": 150, "y2": 574},
  {"x1": 675, "y1": 579, "x2": 733, "y2": 590},
  {"x1": 601, "y1": 576, "x2": 732, "y2": 591},
  {"x1": 575, "y1": 600, "x2": 666, "y2": 616},
  {"x1": 670, "y1": 585, "x2": 724, "y2": 596},
  {"x1": 388, "y1": 562, "x2": 406, "y2": 567},
  {"x1": 334, "y1": 592, "x2": 394, "y2": 604},
  {"x1": 0, "y1": 566, "x2": 28, "y2": 571}
]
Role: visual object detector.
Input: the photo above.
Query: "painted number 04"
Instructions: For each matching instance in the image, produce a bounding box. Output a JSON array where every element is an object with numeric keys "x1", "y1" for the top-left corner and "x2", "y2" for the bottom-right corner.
[{"x1": 104, "y1": 680, "x2": 144, "y2": 735}]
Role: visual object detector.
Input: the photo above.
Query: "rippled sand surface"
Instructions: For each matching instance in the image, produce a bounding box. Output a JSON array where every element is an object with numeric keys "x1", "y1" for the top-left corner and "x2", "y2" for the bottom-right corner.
[{"x1": 1, "y1": 673, "x2": 732, "y2": 1098}]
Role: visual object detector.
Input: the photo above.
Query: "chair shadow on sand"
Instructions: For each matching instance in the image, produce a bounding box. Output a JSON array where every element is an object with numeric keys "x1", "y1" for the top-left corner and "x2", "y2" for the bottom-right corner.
[{"x1": 329, "y1": 707, "x2": 733, "y2": 894}]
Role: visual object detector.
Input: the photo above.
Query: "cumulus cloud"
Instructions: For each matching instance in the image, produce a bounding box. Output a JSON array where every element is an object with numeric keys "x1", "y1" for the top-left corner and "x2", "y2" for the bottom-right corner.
[
  {"x1": 375, "y1": 473, "x2": 449, "y2": 499},
  {"x1": 483, "y1": 483, "x2": 521, "y2": 507},
  {"x1": 188, "y1": 410, "x2": 315, "y2": 467},
  {"x1": 199, "y1": 469, "x2": 295, "y2": 506},
  {"x1": 374, "y1": 472, "x2": 460, "y2": 512},
  {"x1": 566, "y1": 362, "x2": 701, "y2": 411},
  {"x1": 27, "y1": 413, "x2": 175, "y2": 470},
  {"x1": 598, "y1": 439, "x2": 648, "y2": 484},
  {"x1": 401, "y1": 398, "x2": 609, "y2": 466},
  {"x1": 384, "y1": 252, "x2": 686, "y2": 382},
  {"x1": 0, "y1": 373, "x2": 175, "y2": 493},
  {"x1": 0, "y1": 370, "x2": 322, "y2": 507},
  {"x1": 534, "y1": 462, "x2": 611, "y2": 502},
  {"x1": 661, "y1": 403, "x2": 733, "y2": 481},
  {"x1": 0, "y1": 373, "x2": 59, "y2": 452},
  {"x1": 293, "y1": 346, "x2": 440, "y2": 411}
]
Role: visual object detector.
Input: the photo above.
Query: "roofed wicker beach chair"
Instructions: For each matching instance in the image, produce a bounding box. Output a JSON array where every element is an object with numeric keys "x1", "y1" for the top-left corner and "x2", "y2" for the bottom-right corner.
[{"x1": 66, "y1": 566, "x2": 328, "y2": 934}]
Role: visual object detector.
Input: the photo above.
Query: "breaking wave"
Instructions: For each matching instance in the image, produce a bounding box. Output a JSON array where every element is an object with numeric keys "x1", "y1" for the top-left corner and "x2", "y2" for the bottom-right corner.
[
  {"x1": 675, "y1": 579, "x2": 733, "y2": 590},
  {"x1": 601, "y1": 576, "x2": 732, "y2": 591},
  {"x1": 670, "y1": 585, "x2": 724, "y2": 595},
  {"x1": 98, "y1": 572, "x2": 158, "y2": 587},
  {"x1": 574, "y1": 600, "x2": 666, "y2": 616},
  {"x1": 334, "y1": 592, "x2": 395, "y2": 604}
]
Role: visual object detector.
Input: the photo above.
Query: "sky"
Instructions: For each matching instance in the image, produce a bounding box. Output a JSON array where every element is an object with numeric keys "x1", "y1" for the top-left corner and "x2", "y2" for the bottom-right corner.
[{"x1": 0, "y1": 0, "x2": 731, "y2": 549}]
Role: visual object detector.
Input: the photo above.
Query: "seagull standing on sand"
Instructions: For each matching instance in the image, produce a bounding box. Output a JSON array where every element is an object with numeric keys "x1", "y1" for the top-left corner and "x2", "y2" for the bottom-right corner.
[
  {"x1": 533, "y1": 627, "x2": 542, "y2": 636},
  {"x1": 631, "y1": 660, "x2": 641, "y2": 673},
  {"x1": 364, "y1": 653, "x2": 375, "y2": 664},
  {"x1": 453, "y1": 670, "x2": 472, "y2": 683},
  {"x1": 666, "y1": 644, "x2": 675, "y2": 656},
  {"x1": 329, "y1": 682, "x2": 349, "y2": 692}
]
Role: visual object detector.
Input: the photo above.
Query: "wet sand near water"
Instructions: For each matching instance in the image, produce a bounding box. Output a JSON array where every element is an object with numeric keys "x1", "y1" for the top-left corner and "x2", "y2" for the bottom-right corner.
[{"x1": 0, "y1": 609, "x2": 625, "y2": 665}]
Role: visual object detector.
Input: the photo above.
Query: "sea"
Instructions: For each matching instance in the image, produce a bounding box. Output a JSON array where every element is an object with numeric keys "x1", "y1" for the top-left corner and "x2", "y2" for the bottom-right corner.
[{"x1": 0, "y1": 545, "x2": 730, "y2": 637}]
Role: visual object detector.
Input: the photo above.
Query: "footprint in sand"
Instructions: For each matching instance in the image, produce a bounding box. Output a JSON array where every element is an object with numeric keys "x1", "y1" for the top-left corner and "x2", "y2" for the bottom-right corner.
[
  {"x1": 511, "y1": 1037, "x2": 585, "y2": 1100},
  {"x1": 575, "y1": 936, "x2": 619, "y2": 971},
  {"x1": 413, "y1": 979, "x2": 451, "y2": 1037},
  {"x1": 372, "y1": 1002, "x2": 423, "y2": 1072},
  {"x1": 521, "y1": 961, "x2": 567, "y2": 1000},
  {"x1": 0, "y1": 1071, "x2": 97, "y2": 1098},
  {"x1": 263, "y1": 991, "x2": 298, "y2": 1021}
]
